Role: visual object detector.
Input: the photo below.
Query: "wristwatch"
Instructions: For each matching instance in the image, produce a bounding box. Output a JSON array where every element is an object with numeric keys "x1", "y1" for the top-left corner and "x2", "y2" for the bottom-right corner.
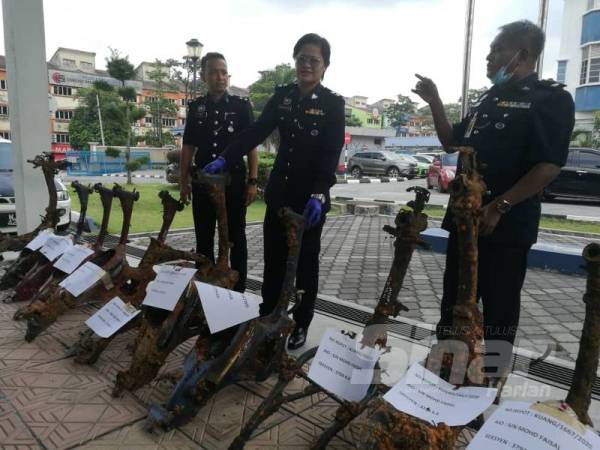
[
  {"x1": 247, "y1": 177, "x2": 258, "y2": 186},
  {"x1": 495, "y1": 199, "x2": 512, "y2": 214},
  {"x1": 311, "y1": 193, "x2": 326, "y2": 204}
]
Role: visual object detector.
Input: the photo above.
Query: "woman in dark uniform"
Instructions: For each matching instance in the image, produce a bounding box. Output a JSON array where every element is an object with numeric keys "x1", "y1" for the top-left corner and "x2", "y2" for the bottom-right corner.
[{"x1": 204, "y1": 33, "x2": 345, "y2": 349}]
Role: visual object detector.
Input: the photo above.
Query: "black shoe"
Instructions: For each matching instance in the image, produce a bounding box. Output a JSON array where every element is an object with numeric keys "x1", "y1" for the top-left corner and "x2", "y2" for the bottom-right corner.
[{"x1": 288, "y1": 326, "x2": 307, "y2": 350}]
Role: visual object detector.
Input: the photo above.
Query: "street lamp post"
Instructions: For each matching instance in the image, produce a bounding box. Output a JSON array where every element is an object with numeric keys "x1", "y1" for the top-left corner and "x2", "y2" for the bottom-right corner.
[{"x1": 186, "y1": 38, "x2": 204, "y2": 100}]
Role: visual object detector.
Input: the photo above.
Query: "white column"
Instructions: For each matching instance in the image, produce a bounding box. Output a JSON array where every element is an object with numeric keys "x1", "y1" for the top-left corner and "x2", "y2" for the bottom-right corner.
[
  {"x1": 460, "y1": 0, "x2": 476, "y2": 119},
  {"x1": 2, "y1": 0, "x2": 50, "y2": 233}
]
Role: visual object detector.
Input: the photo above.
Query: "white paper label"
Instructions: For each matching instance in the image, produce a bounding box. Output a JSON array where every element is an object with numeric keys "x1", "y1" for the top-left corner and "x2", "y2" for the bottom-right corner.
[
  {"x1": 53, "y1": 245, "x2": 95, "y2": 274},
  {"x1": 25, "y1": 230, "x2": 54, "y2": 251},
  {"x1": 383, "y1": 363, "x2": 497, "y2": 427},
  {"x1": 308, "y1": 328, "x2": 380, "y2": 402},
  {"x1": 141, "y1": 265, "x2": 197, "y2": 311},
  {"x1": 59, "y1": 261, "x2": 106, "y2": 297},
  {"x1": 195, "y1": 281, "x2": 262, "y2": 334},
  {"x1": 40, "y1": 236, "x2": 73, "y2": 261},
  {"x1": 85, "y1": 296, "x2": 140, "y2": 338},
  {"x1": 468, "y1": 401, "x2": 600, "y2": 450}
]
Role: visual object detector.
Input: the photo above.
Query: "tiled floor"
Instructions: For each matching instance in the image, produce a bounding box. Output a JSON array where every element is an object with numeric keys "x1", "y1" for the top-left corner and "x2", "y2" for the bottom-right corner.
[{"x1": 0, "y1": 213, "x2": 592, "y2": 449}]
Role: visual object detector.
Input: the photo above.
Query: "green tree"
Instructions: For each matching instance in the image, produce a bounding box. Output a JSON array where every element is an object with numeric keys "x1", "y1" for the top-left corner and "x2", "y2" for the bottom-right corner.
[
  {"x1": 593, "y1": 111, "x2": 600, "y2": 150},
  {"x1": 69, "y1": 82, "x2": 129, "y2": 149},
  {"x1": 143, "y1": 59, "x2": 179, "y2": 148},
  {"x1": 345, "y1": 114, "x2": 362, "y2": 127},
  {"x1": 248, "y1": 63, "x2": 296, "y2": 115},
  {"x1": 385, "y1": 94, "x2": 418, "y2": 128},
  {"x1": 106, "y1": 48, "x2": 145, "y2": 184}
]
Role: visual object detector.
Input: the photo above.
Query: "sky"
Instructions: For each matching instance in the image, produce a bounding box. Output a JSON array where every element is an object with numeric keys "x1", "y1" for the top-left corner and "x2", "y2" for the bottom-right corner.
[{"x1": 0, "y1": 0, "x2": 565, "y2": 106}]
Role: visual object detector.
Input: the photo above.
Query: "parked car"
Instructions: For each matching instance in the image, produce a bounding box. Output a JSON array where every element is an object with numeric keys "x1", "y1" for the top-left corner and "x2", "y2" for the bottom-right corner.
[
  {"x1": 413, "y1": 154, "x2": 435, "y2": 164},
  {"x1": 0, "y1": 139, "x2": 71, "y2": 233},
  {"x1": 347, "y1": 150, "x2": 417, "y2": 179},
  {"x1": 544, "y1": 147, "x2": 600, "y2": 200},
  {"x1": 426, "y1": 152, "x2": 458, "y2": 193},
  {"x1": 393, "y1": 152, "x2": 429, "y2": 177}
]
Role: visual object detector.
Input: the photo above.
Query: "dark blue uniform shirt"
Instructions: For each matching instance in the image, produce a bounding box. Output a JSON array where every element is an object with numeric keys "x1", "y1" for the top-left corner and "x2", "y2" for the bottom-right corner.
[
  {"x1": 443, "y1": 74, "x2": 575, "y2": 246},
  {"x1": 182, "y1": 92, "x2": 254, "y2": 174},
  {"x1": 221, "y1": 82, "x2": 346, "y2": 210}
]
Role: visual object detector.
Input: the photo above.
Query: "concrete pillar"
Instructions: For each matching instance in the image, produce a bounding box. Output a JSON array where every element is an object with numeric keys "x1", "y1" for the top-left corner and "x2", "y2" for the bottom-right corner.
[{"x1": 2, "y1": 0, "x2": 50, "y2": 233}]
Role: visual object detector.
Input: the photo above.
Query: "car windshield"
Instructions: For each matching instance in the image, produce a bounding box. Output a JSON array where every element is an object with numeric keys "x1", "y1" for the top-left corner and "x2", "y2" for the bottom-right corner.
[
  {"x1": 394, "y1": 153, "x2": 417, "y2": 163},
  {"x1": 442, "y1": 153, "x2": 458, "y2": 166},
  {"x1": 414, "y1": 155, "x2": 432, "y2": 163},
  {"x1": 0, "y1": 142, "x2": 12, "y2": 172}
]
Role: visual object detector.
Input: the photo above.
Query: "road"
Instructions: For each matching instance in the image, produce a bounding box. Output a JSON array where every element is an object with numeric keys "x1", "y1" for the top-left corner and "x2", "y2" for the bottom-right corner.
[
  {"x1": 62, "y1": 171, "x2": 600, "y2": 219},
  {"x1": 332, "y1": 177, "x2": 600, "y2": 219}
]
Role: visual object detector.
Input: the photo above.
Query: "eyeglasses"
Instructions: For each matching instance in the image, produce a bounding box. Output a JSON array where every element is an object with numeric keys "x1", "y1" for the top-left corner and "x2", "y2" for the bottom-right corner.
[{"x1": 295, "y1": 55, "x2": 323, "y2": 67}]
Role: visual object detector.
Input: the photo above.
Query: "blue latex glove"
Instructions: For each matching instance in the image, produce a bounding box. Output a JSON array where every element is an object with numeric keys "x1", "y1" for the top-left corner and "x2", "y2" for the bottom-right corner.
[
  {"x1": 203, "y1": 156, "x2": 226, "y2": 174},
  {"x1": 303, "y1": 198, "x2": 322, "y2": 228}
]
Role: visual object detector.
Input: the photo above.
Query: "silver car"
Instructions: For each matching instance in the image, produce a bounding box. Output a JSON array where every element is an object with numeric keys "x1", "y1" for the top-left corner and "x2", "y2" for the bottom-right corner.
[{"x1": 347, "y1": 150, "x2": 417, "y2": 179}]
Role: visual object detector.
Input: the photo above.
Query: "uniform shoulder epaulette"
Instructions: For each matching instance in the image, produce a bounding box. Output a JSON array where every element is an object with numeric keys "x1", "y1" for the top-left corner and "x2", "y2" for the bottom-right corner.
[
  {"x1": 322, "y1": 86, "x2": 344, "y2": 101},
  {"x1": 537, "y1": 78, "x2": 566, "y2": 89},
  {"x1": 229, "y1": 94, "x2": 250, "y2": 102}
]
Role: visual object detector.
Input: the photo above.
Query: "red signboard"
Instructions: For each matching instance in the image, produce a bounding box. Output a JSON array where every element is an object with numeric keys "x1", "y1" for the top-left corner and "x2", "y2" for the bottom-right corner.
[{"x1": 344, "y1": 132, "x2": 351, "y2": 145}]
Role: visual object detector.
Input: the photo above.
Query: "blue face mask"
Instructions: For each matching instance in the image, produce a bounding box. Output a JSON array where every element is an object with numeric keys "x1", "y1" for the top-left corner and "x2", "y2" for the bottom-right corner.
[{"x1": 489, "y1": 51, "x2": 521, "y2": 86}]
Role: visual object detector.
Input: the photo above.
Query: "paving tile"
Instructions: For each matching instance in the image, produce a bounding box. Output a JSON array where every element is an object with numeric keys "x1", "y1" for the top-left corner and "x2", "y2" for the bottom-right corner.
[
  {"x1": 0, "y1": 392, "x2": 42, "y2": 449},
  {"x1": 0, "y1": 357, "x2": 146, "y2": 449},
  {"x1": 77, "y1": 420, "x2": 198, "y2": 449}
]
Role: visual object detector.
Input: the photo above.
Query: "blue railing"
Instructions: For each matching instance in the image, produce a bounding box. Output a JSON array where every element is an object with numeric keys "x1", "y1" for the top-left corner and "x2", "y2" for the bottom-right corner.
[{"x1": 65, "y1": 151, "x2": 152, "y2": 176}]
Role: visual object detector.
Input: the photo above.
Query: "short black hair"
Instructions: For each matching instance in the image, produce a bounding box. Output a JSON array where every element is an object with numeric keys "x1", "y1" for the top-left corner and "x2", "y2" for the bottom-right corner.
[
  {"x1": 293, "y1": 33, "x2": 331, "y2": 67},
  {"x1": 498, "y1": 20, "x2": 545, "y2": 59},
  {"x1": 200, "y1": 52, "x2": 226, "y2": 71}
]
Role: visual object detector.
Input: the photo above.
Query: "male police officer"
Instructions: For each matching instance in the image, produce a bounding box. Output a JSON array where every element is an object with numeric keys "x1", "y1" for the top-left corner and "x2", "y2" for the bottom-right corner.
[
  {"x1": 413, "y1": 21, "x2": 575, "y2": 379},
  {"x1": 180, "y1": 52, "x2": 258, "y2": 292}
]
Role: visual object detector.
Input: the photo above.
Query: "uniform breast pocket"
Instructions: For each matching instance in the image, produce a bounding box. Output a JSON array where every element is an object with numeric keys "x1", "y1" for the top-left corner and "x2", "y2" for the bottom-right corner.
[
  {"x1": 224, "y1": 112, "x2": 239, "y2": 134},
  {"x1": 302, "y1": 115, "x2": 325, "y2": 139},
  {"x1": 490, "y1": 108, "x2": 529, "y2": 142}
]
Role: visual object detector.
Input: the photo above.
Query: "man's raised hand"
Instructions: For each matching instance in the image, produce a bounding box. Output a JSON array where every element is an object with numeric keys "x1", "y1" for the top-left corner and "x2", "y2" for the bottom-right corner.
[{"x1": 412, "y1": 74, "x2": 440, "y2": 105}]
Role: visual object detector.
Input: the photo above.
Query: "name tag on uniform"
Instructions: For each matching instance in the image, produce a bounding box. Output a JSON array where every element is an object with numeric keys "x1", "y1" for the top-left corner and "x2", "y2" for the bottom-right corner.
[
  {"x1": 497, "y1": 101, "x2": 531, "y2": 109},
  {"x1": 305, "y1": 108, "x2": 325, "y2": 116}
]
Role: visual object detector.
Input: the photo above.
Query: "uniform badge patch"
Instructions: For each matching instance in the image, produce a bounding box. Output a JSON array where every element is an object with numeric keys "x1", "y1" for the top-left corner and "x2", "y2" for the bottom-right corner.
[
  {"x1": 497, "y1": 101, "x2": 531, "y2": 109},
  {"x1": 495, "y1": 122, "x2": 506, "y2": 130},
  {"x1": 305, "y1": 108, "x2": 325, "y2": 116},
  {"x1": 283, "y1": 97, "x2": 292, "y2": 106},
  {"x1": 311, "y1": 129, "x2": 319, "y2": 136}
]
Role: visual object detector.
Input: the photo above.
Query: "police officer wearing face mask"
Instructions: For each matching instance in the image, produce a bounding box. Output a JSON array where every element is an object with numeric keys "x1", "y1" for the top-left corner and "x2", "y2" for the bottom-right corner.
[
  {"x1": 413, "y1": 21, "x2": 575, "y2": 380},
  {"x1": 180, "y1": 52, "x2": 258, "y2": 293},
  {"x1": 204, "y1": 33, "x2": 345, "y2": 350}
]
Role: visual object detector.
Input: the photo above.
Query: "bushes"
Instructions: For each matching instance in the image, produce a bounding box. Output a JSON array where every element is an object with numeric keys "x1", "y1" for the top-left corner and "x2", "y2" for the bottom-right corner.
[{"x1": 257, "y1": 151, "x2": 275, "y2": 199}]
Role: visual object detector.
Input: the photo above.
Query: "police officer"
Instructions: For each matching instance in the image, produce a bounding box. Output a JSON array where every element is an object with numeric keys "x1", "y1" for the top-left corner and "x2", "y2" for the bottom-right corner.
[
  {"x1": 180, "y1": 52, "x2": 258, "y2": 292},
  {"x1": 205, "y1": 33, "x2": 345, "y2": 349},
  {"x1": 413, "y1": 20, "x2": 575, "y2": 379}
]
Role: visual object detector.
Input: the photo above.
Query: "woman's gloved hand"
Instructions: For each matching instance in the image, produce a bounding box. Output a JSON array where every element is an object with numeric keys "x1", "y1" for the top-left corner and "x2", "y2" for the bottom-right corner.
[
  {"x1": 303, "y1": 198, "x2": 322, "y2": 228},
  {"x1": 203, "y1": 156, "x2": 226, "y2": 174}
]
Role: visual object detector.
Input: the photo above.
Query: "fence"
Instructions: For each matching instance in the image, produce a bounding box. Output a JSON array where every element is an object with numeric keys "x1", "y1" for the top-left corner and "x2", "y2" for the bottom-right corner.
[{"x1": 65, "y1": 151, "x2": 152, "y2": 176}]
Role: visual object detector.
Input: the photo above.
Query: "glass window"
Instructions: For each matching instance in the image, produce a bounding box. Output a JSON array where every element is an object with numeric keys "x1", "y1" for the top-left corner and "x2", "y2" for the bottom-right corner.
[
  {"x1": 566, "y1": 151, "x2": 578, "y2": 166},
  {"x1": 581, "y1": 60, "x2": 589, "y2": 85},
  {"x1": 0, "y1": 80, "x2": 6, "y2": 90},
  {"x1": 579, "y1": 151, "x2": 600, "y2": 169},
  {"x1": 589, "y1": 57, "x2": 600, "y2": 83},
  {"x1": 557, "y1": 61, "x2": 567, "y2": 83}
]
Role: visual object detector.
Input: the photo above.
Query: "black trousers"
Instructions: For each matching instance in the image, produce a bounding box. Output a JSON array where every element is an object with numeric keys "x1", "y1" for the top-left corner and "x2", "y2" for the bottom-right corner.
[
  {"x1": 192, "y1": 175, "x2": 247, "y2": 292},
  {"x1": 436, "y1": 231, "x2": 530, "y2": 376},
  {"x1": 259, "y1": 204, "x2": 325, "y2": 329}
]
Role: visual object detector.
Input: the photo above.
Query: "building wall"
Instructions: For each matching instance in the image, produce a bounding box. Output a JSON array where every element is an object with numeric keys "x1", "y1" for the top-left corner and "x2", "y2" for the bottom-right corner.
[
  {"x1": 345, "y1": 105, "x2": 383, "y2": 128},
  {"x1": 559, "y1": 0, "x2": 600, "y2": 130}
]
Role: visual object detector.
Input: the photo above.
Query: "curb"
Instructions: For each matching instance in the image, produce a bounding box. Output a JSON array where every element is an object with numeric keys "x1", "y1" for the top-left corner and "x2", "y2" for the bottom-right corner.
[
  {"x1": 331, "y1": 196, "x2": 600, "y2": 239},
  {"x1": 101, "y1": 173, "x2": 165, "y2": 179},
  {"x1": 336, "y1": 177, "x2": 408, "y2": 184}
]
